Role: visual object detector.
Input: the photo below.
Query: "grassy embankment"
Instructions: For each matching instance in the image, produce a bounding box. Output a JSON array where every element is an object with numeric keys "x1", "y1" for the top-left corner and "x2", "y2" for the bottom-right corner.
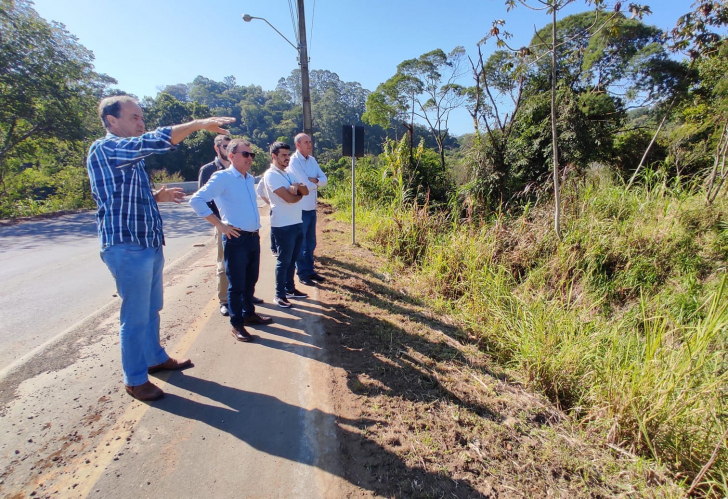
[{"x1": 324, "y1": 169, "x2": 728, "y2": 497}]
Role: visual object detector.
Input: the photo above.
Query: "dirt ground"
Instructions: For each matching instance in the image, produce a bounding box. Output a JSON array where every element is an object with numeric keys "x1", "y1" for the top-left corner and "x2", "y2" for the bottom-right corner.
[{"x1": 313, "y1": 203, "x2": 678, "y2": 499}]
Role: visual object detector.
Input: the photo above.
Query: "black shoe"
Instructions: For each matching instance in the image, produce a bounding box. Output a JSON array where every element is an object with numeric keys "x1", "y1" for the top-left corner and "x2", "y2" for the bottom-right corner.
[
  {"x1": 309, "y1": 273, "x2": 326, "y2": 283},
  {"x1": 231, "y1": 327, "x2": 254, "y2": 342},
  {"x1": 274, "y1": 296, "x2": 292, "y2": 308},
  {"x1": 299, "y1": 277, "x2": 316, "y2": 286},
  {"x1": 244, "y1": 314, "x2": 273, "y2": 325},
  {"x1": 251, "y1": 296, "x2": 264, "y2": 304},
  {"x1": 286, "y1": 288, "x2": 308, "y2": 299},
  {"x1": 220, "y1": 304, "x2": 230, "y2": 316}
]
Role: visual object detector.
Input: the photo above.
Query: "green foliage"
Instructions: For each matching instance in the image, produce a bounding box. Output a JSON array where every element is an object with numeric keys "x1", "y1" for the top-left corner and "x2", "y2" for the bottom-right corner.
[
  {"x1": 0, "y1": 138, "x2": 94, "y2": 218},
  {"x1": 364, "y1": 47, "x2": 466, "y2": 171},
  {"x1": 0, "y1": 0, "x2": 113, "y2": 197},
  {"x1": 612, "y1": 128, "x2": 665, "y2": 175},
  {"x1": 354, "y1": 171, "x2": 728, "y2": 494},
  {"x1": 148, "y1": 169, "x2": 184, "y2": 183}
]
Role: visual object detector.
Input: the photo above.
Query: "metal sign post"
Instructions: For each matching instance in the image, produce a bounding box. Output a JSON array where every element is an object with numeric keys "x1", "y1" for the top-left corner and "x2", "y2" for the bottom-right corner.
[{"x1": 351, "y1": 125, "x2": 356, "y2": 245}]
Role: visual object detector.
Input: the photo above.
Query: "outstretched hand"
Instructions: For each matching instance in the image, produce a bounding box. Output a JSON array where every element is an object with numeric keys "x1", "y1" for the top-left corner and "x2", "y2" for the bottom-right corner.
[
  {"x1": 154, "y1": 186, "x2": 185, "y2": 203},
  {"x1": 198, "y1": 117, "x2": 236, "y2": 134}
]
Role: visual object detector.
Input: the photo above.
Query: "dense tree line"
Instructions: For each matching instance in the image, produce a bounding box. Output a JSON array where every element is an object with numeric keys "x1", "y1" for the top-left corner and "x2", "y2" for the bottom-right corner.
[
  {"x1": 1, "y1": 0, "x2": 726, "y2": 222},
  {"x1": 361, "y1": 3, "x2": 726, "y2": 222}
]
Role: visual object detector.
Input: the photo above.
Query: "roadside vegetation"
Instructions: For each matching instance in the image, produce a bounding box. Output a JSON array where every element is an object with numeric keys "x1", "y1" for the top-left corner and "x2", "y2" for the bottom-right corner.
[
  {"x1": 316, "y1": 4, "x2": 728, "y2": 493},
  {"x1": 3, "y1": 0, "x2": 727, "y2": 495},
  {"x1": 323, "y1": 166, "x2": 728, "y2": 496}
]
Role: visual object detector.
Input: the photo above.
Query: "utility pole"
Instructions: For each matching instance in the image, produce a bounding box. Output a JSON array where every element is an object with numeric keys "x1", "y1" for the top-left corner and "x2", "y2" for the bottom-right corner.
[{"x1": 297, "y1": 0, "x2": 313, "y2": 140}]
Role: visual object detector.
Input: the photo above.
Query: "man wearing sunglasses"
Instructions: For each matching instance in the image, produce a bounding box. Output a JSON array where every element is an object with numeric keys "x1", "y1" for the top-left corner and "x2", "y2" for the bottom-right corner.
[
  {"x1": 190, "y1": 139, "x2": 273, "y2": 342},
  {"x1": 198, "y1": 136, "x2": 263, "y2": 317}
]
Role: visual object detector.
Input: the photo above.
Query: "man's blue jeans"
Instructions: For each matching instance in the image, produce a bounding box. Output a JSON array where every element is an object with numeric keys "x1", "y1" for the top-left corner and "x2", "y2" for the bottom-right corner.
[
  {"x1": 101, "y1": 243, "x2": 169, "y2": 387},
  {"x1": 269, "y1": 210, "x2": 277, "y2": 253},
  {"x1": 271, "y1": 223, "x2": 303, "y2": 298},
  {"x1": 296, "y1": 209, "x2": 317, "y2": 278},
  {"x1": 222, "y1": 232, "x2": 260, "y2": 329}
]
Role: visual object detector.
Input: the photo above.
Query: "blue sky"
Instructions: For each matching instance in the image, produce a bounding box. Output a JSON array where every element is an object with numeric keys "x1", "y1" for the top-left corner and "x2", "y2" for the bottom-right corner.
[{"x1": 32, "y1": 0, "x2": 699, "y2": 136}]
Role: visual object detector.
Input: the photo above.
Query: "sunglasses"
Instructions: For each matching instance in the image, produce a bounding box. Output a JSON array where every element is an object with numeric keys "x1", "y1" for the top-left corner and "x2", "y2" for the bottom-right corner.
[{"x1": 232, "y1": 150, "x2": 256, "y2": 159}]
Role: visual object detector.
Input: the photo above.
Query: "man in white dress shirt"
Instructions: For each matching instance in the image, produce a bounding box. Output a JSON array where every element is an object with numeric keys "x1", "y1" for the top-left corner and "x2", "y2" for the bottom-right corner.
[
  {"x1": 289, "y1": 133, "x2": 328, "y2": 286},
  {"x1": 190, "y1": 139, "x2": 272, "y2": 342}
]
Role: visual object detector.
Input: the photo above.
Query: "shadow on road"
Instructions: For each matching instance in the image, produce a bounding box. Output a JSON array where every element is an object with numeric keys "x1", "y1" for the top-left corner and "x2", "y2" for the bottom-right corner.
[
  {"x1": 162, "y1": 373, "x2": 489, "y2": 498},
  {"x1": 157, "y1": 249, "x2": 508, "y2": 498}
]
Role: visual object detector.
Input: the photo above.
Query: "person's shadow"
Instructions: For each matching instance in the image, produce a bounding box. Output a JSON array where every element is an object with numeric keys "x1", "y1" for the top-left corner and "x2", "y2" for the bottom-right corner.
[{"x1": 160, "y1": 374, "x2": 490, "y2": 498}]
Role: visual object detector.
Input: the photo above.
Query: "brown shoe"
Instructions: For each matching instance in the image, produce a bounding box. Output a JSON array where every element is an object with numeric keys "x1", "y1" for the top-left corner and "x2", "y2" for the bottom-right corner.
[
  {"x1": 231, "y1": 326, "x2": 255, "y2": 342},
  {"x1": 125, "y1": 381, "x2": 164, "y2": 401},
  {"x1": 244, "y1": 314, "x2": 273, "y2": 325},
  {"x1": 148, "y1": 357, "x2": 193, "y2": 374}
]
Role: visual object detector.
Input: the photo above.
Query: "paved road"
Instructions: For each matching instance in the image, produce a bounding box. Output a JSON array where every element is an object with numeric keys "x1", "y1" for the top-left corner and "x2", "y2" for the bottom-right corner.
[
  {"x1": 0, "y1": 202, "x2": 212, "y2": 372},
  {"x1": 0, "y1": 204, "x2": 348, "y2": 498}
]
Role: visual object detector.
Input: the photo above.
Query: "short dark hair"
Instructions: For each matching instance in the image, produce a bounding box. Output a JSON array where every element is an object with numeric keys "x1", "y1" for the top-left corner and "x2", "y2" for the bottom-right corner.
[
  {"x1": 98, "y1": 95, "x2": 138, "y2": 130},
  {"x1": 214, "y1": 134, "x2": 230, "y2": 147},
  {"x1": 269, "y1": 141, "x2": 291, "y2": 156}
]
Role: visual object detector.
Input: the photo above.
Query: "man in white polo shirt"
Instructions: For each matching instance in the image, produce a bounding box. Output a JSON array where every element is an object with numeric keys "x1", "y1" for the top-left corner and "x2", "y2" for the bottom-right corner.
[
  {"x1": 190, "y1": 138, "x2": 272, "y2": 342},
  {"x1": 257, "y1": 141, "x2": 309, "y2": 308},
  {"x1": 289, "y1": 133, "x2": 328, "y2": 286}
]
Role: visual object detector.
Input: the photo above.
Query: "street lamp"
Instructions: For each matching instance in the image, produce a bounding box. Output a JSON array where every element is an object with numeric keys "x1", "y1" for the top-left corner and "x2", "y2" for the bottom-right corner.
[
  {"x1": 241, "y1": 14, "x2": 297, "y2": 51},
  {"x1": 242, "y1": 7, "x2": 313, "y2": 141}
]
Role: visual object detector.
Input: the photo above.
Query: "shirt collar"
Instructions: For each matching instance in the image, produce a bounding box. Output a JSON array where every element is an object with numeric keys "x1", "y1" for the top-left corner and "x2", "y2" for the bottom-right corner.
[
  {"x1": 270, "y1": 164, "x2": 288, "y2": 175},
  {"x1": 230, "y1": 166, "x2": 251, "y2": 179}
]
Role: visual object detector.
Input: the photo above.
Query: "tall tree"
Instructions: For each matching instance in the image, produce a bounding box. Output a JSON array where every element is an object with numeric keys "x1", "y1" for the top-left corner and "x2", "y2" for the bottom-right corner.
[
  {"x1": 463, "y1": 43, "x2": 526, "y2": 211},
  {"x1": 0, "y1": 0, "x2": 114, "y2": 190},
  {"x1": 495, "y1": 1, "x2": 653, "y2": 236},
  {"x1": 364, "y1": 48, "x2": 467, "y2": 171}
]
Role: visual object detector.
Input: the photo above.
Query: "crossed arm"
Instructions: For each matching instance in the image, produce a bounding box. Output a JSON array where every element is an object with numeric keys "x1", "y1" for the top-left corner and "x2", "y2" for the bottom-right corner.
[{"x1": 273, "y1": 183, "x2": 309, "y2": 203}]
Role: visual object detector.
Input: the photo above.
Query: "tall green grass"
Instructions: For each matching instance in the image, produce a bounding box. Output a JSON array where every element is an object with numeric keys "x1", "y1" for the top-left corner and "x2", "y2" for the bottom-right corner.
[{"x1": 326, "y1": 168, "x2": 728, "y2": 495}]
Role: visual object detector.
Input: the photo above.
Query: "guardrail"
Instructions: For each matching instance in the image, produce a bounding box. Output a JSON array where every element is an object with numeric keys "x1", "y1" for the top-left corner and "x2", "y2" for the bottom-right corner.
[{"x1": 157, "y1": 181, "x2": 198, "y2": 194}]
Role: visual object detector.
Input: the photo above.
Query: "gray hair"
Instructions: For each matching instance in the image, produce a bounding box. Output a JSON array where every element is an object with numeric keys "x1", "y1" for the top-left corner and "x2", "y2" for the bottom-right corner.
[
  {"x1": 294, "y1": 133, "x2": 310, "y2": 144},
  {"x1": 227, "y1": 138, "x2": 252, "y2": 156}
]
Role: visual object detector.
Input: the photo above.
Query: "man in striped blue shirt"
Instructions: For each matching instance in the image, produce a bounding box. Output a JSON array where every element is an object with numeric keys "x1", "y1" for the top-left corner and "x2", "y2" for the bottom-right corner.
[
  {"x1": 87, "y1": 95, "x2": 234, "y2": 402},
  {"x1": 190, "y1": 138, "x2": 273, "y2": 343}
]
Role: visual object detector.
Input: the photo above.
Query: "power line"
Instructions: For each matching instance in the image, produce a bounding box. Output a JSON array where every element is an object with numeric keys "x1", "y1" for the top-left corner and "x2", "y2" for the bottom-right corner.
[
  {"x1": 308, "y1": 0, "x2": 316, "y2": 59},
  {"x1": 287, "y1": 0, "x2": 300, "y2": 46}
]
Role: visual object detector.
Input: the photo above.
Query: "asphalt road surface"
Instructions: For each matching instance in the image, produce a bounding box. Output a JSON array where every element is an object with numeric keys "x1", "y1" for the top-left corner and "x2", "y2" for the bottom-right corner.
[
  {"x1": 0, "y1": 204, "x2": 348, "y2": 498},
  {"x1": 0, "y1": 202, "x2": 212, "y2": 373}
]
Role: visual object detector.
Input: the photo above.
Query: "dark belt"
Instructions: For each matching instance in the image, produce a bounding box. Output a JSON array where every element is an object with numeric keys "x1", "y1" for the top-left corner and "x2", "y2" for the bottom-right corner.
[{"x1": 239, "y1": 230, "x2": 259, "y2": 236}]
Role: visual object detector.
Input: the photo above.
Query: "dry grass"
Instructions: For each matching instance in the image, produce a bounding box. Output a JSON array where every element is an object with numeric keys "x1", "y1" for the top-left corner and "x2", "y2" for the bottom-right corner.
[{"x1": 315, "y1": 203, "x2": 682, "y2": 498}]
